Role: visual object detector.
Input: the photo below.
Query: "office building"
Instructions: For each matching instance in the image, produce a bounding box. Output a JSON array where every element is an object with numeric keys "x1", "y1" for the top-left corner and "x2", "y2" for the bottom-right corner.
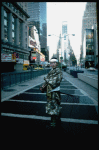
[
  {"x1": 62, "y1": 21, "x2": 69, "y2": 62},
  {"x1": 27, "y1": 2, "x2": 47, "y2": 60},
  {"x1": 81, "y1": 2, "x2": 98, "y2": 68},
  {"x1": 1, "y1": 2, "x2": 30, "y2": 72}
]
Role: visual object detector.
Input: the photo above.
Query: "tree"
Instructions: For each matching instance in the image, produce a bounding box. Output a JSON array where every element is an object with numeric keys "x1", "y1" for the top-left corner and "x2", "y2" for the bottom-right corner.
[{"x1": 69, "y1": 51, "x2": 77, "y2": 66}]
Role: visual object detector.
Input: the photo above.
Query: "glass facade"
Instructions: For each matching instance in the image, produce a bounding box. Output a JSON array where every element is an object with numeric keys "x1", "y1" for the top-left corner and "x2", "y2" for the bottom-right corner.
[
  {"x1": 4, "y1": 9, "x2": 8, "y2": 41},
  {"x1": 85, "y1": 29, "x2": 94, "y2": 67},
  {"x1": 86, "y1": 29, "x2": 94, "y2": 56},
  {"x1": 27, "y1": 2, "x2": 47, "y2": 55},
  {"x1": 12, "y1": 15, "x2": 15, "y2": 44}
]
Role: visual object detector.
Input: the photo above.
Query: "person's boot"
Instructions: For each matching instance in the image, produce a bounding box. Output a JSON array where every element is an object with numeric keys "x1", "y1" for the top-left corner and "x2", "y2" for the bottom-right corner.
[
  {"x1": 51, "y1": 115, "x2": 56, "y2": 128},
  {"x1": 56, "y1": 112, "x2": 61, "y2": 127}
]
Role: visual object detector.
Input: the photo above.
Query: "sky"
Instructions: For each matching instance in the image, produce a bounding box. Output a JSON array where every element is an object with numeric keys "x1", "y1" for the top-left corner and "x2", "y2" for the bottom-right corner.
[{"x1": 47, "y1": 2, "x2": 87, "y2": 61}]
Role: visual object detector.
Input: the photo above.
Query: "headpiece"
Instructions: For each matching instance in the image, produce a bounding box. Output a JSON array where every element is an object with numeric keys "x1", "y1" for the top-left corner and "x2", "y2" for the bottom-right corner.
[{"x1": 50, "y1": 57, "x2": 58, "y2": 63}]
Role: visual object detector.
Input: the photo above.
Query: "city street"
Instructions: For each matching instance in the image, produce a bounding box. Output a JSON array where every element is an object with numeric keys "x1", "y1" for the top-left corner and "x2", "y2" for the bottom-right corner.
[
  {"x1": 1, "y1": 2, "x2": 98, "y2": 145},
  {"x1": 1, "y1": 73, "x2": 98, "y2": 140},
  {"x1": 68, "y1": 66, "x2": 98, "y2": 75}
]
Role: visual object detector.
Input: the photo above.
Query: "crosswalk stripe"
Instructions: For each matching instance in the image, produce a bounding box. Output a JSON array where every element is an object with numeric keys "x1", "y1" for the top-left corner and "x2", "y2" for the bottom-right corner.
[
  {"x1": 7, "y1": 99, "x2": 98, "y2": 106},
  {"x1": 1, "y1": 113, "x2": 98, "y2": 125},
  {"x1": 24, "y1": 91, "x2": 84, "y2": 96}
]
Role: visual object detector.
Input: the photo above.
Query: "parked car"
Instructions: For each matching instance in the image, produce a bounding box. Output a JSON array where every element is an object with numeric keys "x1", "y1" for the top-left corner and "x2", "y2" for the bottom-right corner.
[{"x1": 87, "y1": 67, "x2": 96, "y2": 71}]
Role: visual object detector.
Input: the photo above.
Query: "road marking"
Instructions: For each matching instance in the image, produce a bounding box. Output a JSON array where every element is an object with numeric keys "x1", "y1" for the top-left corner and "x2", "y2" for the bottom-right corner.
[
  {"x1": 64, "y1": 77, "x2": 98, "y2": 105},
  {"x1": 8, "y1": 99, "x2": 47, "y2": 103},
  {"x1": 1, "y1": 113, "x2": 98, "y2": 124},
  {"x1": 24, "y1": 92, "x2": 46, "y2": 95},
  {"x1": 7, "y1": 99, "x2": 98, "y2": 106},
  {"x1": 1, "y1": 113, "x2": 51, "y2": 120},
  {"x1": 61, "y1": 118, "x2": 98, "y2": 124},
  {"x1": 17, "y1": 91, "x2": 85, "y2": 97},
  {"x1": 25, "y1": 91, "x2": 85, "y2": 96},
  {"x1": 32, "y1": 87, "x2": 79, "y2": 91},
  {"x1": 1, "y1": 81, "x2": 44, "y2": 102},
  {"x1": 60, "y1": 85, "x2": 74, "y2": 86}
]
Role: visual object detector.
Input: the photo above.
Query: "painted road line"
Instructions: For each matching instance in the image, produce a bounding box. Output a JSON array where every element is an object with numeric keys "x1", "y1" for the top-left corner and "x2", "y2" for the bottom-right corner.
[
  {"x1": 21, "y1": 91, "x2": 85, "y2": 97},
  {"x1": 64, "y1": 77, "x2": 98, "y2": 105},
  {"x1": 1, "y1": 113, "x2": 98, "y2": 125},
  {"x1": 7, "y1": 99, "x2": 98, "y2": 106},
  {"x1": 1, "y1": 81, "x2": 44, "y2": 102}
]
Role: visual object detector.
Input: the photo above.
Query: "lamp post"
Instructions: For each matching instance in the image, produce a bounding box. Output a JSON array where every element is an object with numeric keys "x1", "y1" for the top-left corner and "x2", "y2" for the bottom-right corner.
[{"x1": 48, "y1": 34, "x2": 75, "y2": 69}]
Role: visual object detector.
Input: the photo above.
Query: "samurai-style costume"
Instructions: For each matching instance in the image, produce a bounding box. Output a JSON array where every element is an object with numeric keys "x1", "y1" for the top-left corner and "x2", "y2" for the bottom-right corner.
[
  {"x1": 45, "y1": 67, "x2": 62, "y2": 116},
  {"x1": 40, "y1": 58, "x2": 62, "y2": 127}
]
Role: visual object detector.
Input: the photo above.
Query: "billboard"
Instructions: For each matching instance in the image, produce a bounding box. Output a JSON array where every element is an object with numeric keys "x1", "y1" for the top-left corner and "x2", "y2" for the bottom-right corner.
[
  {"x1": 1, "y1": 53, "x2": 17, "y2": 62},
  {"x1": 29, "y1": 36, "x2": 37, "y2": 48},
  {"x1": 31, "y1": 52, "x2": 36, "y2": 60}
]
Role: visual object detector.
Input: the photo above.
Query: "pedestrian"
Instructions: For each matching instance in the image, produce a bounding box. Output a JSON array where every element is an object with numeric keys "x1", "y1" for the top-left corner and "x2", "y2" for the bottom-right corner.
[{"x1": 40, "y1": 57, "x2": 62, "y2": 128}]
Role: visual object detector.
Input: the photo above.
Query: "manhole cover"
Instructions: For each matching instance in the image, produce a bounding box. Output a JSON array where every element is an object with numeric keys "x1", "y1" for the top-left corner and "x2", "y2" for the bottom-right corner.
[
  {"x1": 3, "y1": 89, "x2": 16, "y2": 92},
  {"x1": 18, "y1": 85, "x2": 28, "y2": 86}
]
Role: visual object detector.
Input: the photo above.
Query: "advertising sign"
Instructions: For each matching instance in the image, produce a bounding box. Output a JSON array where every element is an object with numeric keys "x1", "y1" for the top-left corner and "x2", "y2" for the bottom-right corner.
[
  {"x1": 29, "y1": 36, "x2": 37, "y2": 48},
  {"x1": 40, "y1": 55, "x2": 45, "y2": 62},
  {"x1": 31, "y1": 52, "x2": 36, "y2": 60},
  {"x1": 24, "y1": 60, "x2": 29, "y2": 65},
  {"x1": 1, "y1": 53, "x2": 16, "y2": 62}
]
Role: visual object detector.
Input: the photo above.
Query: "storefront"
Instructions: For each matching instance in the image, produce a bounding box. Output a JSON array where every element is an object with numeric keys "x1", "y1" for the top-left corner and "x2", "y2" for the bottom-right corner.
[
  {"x1": 1, "y1": 47, "x2": 29, "y2": 72},
  {"x1": 1, "y1": 52, "x2": 16, "y2": 72}
]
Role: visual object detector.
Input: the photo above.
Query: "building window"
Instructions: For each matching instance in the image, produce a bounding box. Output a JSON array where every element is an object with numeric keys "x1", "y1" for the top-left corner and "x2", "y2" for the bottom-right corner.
[
  {"x1": 19, "y1": 23, "x2": 21, "y2": 46},
  {"x1": 4, "y1": 9, "x2": 8, "y2": 42},
  {"x1": 12, "y1": 15, "x2": 15, "y2": 44}
]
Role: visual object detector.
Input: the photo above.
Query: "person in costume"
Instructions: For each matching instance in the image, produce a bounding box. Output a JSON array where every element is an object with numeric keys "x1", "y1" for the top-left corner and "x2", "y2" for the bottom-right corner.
[{"x1": 40, "y1": 57, "x2": 62, "y2": 127}]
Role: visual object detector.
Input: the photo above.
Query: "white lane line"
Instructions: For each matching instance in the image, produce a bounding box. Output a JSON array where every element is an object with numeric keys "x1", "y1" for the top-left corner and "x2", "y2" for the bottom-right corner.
[
  {"x1": 1, "y1": 113, "x2": 51, "y2": 120},
  {"x1": 60, "y1": 85, "x2": 74, "y2": 86},
  {"x1": 24, "y1": 91, "x2": 84, "y2": 96},
  {"x1": 61, "y1": 118, "x2": 98, "y2": 125},
  {"x1": 7, "y1": 99, "x2": 98, "y2": 106},
  {"x1": 24, "y1": 92, "x2": 46, "y2": 95},
  {"x1": 1, "y1": 81, "x2": 44, "y2": 102},
  {"x1": 33, "y1": 87, "x2": 78, "y2": 90},
  {"x1": 64, "y1": 77, "x2": 98, "y2": 105},
  {"x1": 1, "y1": 113, "x2": 98, "y2": 125},
  {"x1": 8, "y1": 99, "x2": 47, "y2": 104}
]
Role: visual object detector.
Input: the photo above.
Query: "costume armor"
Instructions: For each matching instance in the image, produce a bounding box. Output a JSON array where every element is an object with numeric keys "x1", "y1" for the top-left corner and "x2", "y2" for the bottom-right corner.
[{"x1": 42, "y1": 67, "x2": 62, "y2": 115}]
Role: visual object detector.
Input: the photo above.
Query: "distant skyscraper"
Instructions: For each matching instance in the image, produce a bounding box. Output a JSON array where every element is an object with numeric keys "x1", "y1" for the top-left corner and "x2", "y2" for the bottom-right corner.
[
  {"x1": 62, "y1": 21, "x2": 69, "y2": 62},
  {"x1": 27, "y1": 2, "x2": 47, "y2": 59}
]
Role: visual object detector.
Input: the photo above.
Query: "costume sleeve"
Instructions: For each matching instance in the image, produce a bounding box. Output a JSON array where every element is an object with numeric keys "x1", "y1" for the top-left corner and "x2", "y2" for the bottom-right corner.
[{"x1": 44, "y1": 68, "x2": 62, "y2": 87}]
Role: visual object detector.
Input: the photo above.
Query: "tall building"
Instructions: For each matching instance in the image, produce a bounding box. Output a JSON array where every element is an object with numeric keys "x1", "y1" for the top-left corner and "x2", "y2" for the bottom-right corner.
[
  {"x1": 62, "y1": 21, "x2": 69, "y2": 62},
  {"x1": 81, "y1": 2, "x2": 98, "y2": 67},
  {"x1": 1, "y1": 2, "x2": 30, "y2": 72},
  {"x1": 27, "y1": 2, "x2": 47, "y2": 60}
]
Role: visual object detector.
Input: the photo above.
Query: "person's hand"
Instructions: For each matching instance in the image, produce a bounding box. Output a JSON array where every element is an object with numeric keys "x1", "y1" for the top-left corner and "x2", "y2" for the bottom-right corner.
[{"x1": 40, "y1": 85, "x2": 44, "y2": 93}]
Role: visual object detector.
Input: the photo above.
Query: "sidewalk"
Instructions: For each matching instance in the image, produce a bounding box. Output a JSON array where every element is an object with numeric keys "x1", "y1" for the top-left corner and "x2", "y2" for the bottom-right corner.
[
  {"x1": 1, "y1": 74, "x2": 46, "y2": 102},
  {"x1": 63, "y1": 71, "x2": 98, "y2": 104},
  {"x1": 1, "y1": 71, "x2": 98, "y2": 104}
]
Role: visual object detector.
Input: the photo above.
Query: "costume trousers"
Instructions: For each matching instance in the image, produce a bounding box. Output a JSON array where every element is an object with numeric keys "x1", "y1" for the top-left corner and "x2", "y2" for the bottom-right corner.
[{"x1": 46, "y1": 91, "x2": 61, "y2": 127}]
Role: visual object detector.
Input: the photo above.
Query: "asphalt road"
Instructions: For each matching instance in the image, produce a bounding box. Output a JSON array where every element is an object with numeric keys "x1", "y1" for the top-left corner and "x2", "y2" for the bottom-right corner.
[
  {"x1": 1, "y1": 78, "x2": 98, "y2": 141},
  {"x1": 68, "y1": 67, "x2": 98, "y2": 75}
]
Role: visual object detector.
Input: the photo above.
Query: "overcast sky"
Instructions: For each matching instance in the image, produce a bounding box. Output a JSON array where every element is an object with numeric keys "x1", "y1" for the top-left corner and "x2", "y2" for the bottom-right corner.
[{"x1": 47, "y1": 2, "x2": 86, "y2": 60}]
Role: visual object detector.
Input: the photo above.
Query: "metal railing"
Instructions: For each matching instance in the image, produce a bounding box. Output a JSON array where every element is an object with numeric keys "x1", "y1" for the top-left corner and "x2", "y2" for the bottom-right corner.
[{"x1": 1, "y1": 69, "x2": 51, "y2": 90}]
